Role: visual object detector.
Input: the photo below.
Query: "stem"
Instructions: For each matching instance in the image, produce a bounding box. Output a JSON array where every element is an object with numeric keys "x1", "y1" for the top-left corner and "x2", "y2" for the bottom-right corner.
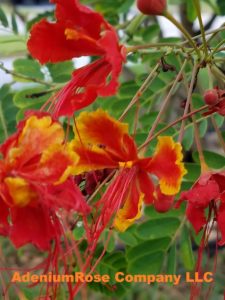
[
  {"x1": 119, "y1": 62, "x2": 160, "y2": 120},
  {"x1": 207, "y1": 65, "x2": 214, "y2": 90},
  {"x1": 210, "y1": 39, "x2": 225, "y2": 57},
  {"x1": 0, "y1": 62, "x2": 54, "y2": 87},
  {"x1": 191, "y1": 105, "x2": 208, "y2": 173},
  {"x1": 141, "y1": 59, "x2": 188, "y2": 151},
  {"x1": 210, "y1": 65, "x2": 225, "y2": 83},
  {"x1": 193, "y1": 0, "x2": 208, "y2": 56},
  {"x1": 126, "y1": 42, "x2": 186, "y2": 53},
  {"x1": 138, "y1": 105, "x2": 208, "y2": 151},
  {"x1": 178, "y1": 63, "x2": 199, "y2": 142},
  {"x1": 163, "y1": 11, "x2": 201, "y2": 58},
  {"x1": 126, "y1": 14, "x2": 146, "y2": 36}
]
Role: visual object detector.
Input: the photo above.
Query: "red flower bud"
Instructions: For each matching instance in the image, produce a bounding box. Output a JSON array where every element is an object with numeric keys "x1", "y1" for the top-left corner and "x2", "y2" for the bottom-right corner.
[
  {"x1": 203, "y1": 89, "x2": 219, "y2": 106},
  {"x1": 136, "y1": 0, "x2": 167, "y2": 15}
]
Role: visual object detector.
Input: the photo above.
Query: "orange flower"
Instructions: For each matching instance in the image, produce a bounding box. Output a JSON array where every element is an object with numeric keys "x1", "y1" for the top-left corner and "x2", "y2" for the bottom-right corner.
[
  {"x1": 72, "y1": 109, "x2": 186, "y2": 233},
  {"x1": 0, "y1": 111, "x2": 89, "y2": 250}
]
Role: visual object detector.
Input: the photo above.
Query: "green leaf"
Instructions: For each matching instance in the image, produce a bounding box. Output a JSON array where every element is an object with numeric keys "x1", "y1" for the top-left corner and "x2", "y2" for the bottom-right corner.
[
  {"x1": 0, "y1": 7, "x2": 8, "y2": 27},
  {"x1": 47, "y1": 61, "x2": 74, "y2": 83},
  {"x1": 102, "y1": 230, "x2": 115, "y2": 253},
  {"x1": 118, "y1": 229, "x2": 139, "y2": 247},
  {"x1": 186, "y1": 0, "x2": 197, "y2": 22},
  {"x1": 214, "y1": 114, "x2": 224, "y2": 128},
  {"x1": 0, "y1": 85, "x2": 18, "y2": 143},
  {"x1": 0, "y1": 35, "x2": 26, "y2": 56},
  {"x1": 180, "y1": 226, "x2": 195, "y2": 271},
  {"x1": 144, "y1": 205, "x2": 184, "y2": 219},
  {"x1": 167, "y1": 244, "x2": 177, "y2": 274},
  {"x1": 142, "y1": 24, "x2": 160, "y2": 42},
  {"x1": 136, "y1": 218, "x2": 180, "y2": 240},
  {"x1": 193, "y1": 150, "x2": 225, "y2": 169},
  {"x1": 184, "y1": 163, "x2": 201, "y2": 182},
  {"x1": 217, "y1": 0, "x2": 225, "y2": 14},
  {"x1": 73, "y1": 226, "x2": 85, "y2": 240},
  {"x1": 126, "y1": 238, "x2": 171, "y2": 261},
  {"x1": 13, "y1": 58, "x2": 44, "y2": 81},
  {"x1": 182, "y1": 125, "x2": 194, "y2": 150},
  {"x1": 127, "y1": 251, "x2": 164, "y2": 274},
  {"x1": 199, "y1": 119, "x2": 208, "y2": 137},
  {"x1": 11, "y1": 14, "x2": 18, "y2": 34},
  {"x1": 13, "y1": 87, "x2": 52, "y2": 109},
  {"x1": 118, "y1": 0, "x2": 134, "y2": 13},
  {"x1": 89, "y1": 251, "x2": 128, "y2": 296}
]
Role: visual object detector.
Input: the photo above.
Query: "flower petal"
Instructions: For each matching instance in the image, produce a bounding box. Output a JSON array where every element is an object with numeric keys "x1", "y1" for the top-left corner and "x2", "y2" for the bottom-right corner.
[
  {"x1": 4, "y1": 177, "x2": 37, "y2": 207},
  {"x1": 138, "y1": 170, "x2": 154, "y2": 204},
  {"x1": 114, "y1": 187, "x2": 143, "y2": 232},
  {"x1": 72, "y1": 141, "x2": 118, "y2": 175},
  {"x1": 46, "y1": 177, "x2": 90, "y2": 214},
  {"x1": 27, "y1": 20, "x2": 104, "y2": 64},
  {"x1": 52, "y1": 0, "x2": 112, "y2": 39},
  {"x1": 146, "y1": 136, "x2": 186, "y2": 195},
  {"x1": 73, "y1": 109, "x2": 137, "y2": 161},
  {"x1": 0, "y1": 199, "x2": 9, "y2": 236},
  {"x1": 37, "y1": 143, "x2": 78, "y2": 184},
  {"x1": 7, "y1": 115, "x2": 65, "y2": 169},
  {"x1": 153, "y1": 186, "x2": 174, "y2": 212},
  {"x1": 186, "y1": 203, "x2": 207, "y2": 233},
  {"x1": 10, "y1": 205, "x2": 57, "y2": 250},
  {"x1": 181, "y1": 180, "x2": 220, "y2": 207}
]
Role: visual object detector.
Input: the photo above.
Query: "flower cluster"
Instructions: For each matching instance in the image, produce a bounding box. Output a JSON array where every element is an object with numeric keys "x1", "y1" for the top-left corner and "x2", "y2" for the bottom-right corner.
[{"x1": 0, "y1": 111, "x2": 89, "y2": 250}]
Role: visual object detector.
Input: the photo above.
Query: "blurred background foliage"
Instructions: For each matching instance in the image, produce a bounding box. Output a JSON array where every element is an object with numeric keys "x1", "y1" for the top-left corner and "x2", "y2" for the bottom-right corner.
[{"x1": 0, "y1": 0, "x2": 225, "y2": 299}]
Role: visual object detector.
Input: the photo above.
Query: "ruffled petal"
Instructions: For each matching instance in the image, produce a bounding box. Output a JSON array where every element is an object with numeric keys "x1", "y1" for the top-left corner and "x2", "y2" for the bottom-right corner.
[
  {"x1": 7, "y1": 115, "x2": 65, "y2": 170},
  {"x1": 52, "y1": 59, "x2": 110, "y2": 117},
  {"x1": 46, "y1": 177, "x2": 90, "y2": 214},
  {"x1": 0, "y1": 199, "x2": 9, "y2": 236},
  {"x1": 146, "y1": 136, "x2": 186, "y2": 195},
  {"x1": 52, "y1": 42, "x2": 124, "y2": 117},
  {"x1": 27, "y1": 19, "x2": 104, "y2": 64},
  {"x1": 10, "y1": 205, "x2": 57, "y2": 250},
  {"x1": 186, "y1": 203, "x2": 207, "y2": 233},
  {"x1": 71, "y1": 141, "x2": 118, "y2": 175},
  {"x1": 180, "y1": 180, "x2": 220, "y2": 207},
  {"x1": 114, "y1": 181, "x2": 143, "y2": 232},
  {"x1": 97, "y1": 31, "x2": 126, "y2": 96},
  {"x1": 4, "y1": 177, "x2": 37, "y2": 207},
  {"x1": 153, "y1": 186, "x2": 174, "y2": 212},
  {"x1": 73, "y1": 109, "x2": 137, "y2": 161},
  {"x1": 52, "y1": 0, "x2": 112, "y2": 38},
  {"x1": 30, "y1": 143, "x2": 79, "y2": 184},
  {"x1": 138, "y1": 170, "x2": 154, "y2": 204}
]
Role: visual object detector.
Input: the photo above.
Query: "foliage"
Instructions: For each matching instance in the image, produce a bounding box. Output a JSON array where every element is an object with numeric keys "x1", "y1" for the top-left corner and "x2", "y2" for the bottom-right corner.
[{"x1": 0, "y1": 0, "x2": 225, "y2": 299}]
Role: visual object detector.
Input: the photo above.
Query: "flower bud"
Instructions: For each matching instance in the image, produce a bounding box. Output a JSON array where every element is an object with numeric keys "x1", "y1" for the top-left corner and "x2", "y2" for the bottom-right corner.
[
  {"x1": 203, "y1": 89, "x2": 219, "y2": 106},
  {"x1": 136, "y1": 0, "x2": 167, "y2": 16}
]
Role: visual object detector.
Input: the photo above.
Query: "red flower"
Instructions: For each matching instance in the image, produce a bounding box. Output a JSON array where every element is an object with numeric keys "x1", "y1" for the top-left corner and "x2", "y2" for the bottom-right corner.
[
  {"x1": 178, "y1": 171, "x2": 225, "y2": 246},
  {"x1": 0, "y1": 111, "x2": 90, "y2": 250},
  {"x1": 72, "y1": 109, "x2": 186, "y2": 234},
  {"x1": 136, "y1": 0, "x2": 167, "y2": 16},
  {"x1": 51, "y1": 31, "x2": 126, "y2": 117},
  {"x1": 27, "y1": 0, "x2": 126, "y2": 117}
]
